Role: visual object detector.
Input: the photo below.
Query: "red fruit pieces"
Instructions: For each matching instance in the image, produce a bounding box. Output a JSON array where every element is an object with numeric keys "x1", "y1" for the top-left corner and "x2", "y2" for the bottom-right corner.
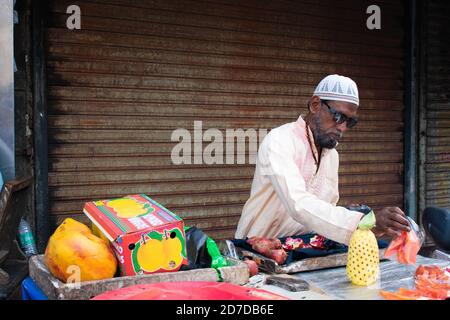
[
  {"x1": 243, "y1": 258, "x2": 259, "y2": 277},
  {"x1": 269, "y1": 249, "x2": 288, "y2": 265},
  {"x1": 380, "y1": 265, "x2": 450, "y2": 300},
  {"x1": 251, "y1": 240, "x2": 275, "y2": 256},
  {"x1": 415, "y1": 265, "x2": 426, "y2": 277},
  {"x1": 384, "y1": 230, "x2": 420, "y2": 264},
  {"x1": 247, "y1": 237, "x2": 288, "y2": 265},
  {"x1": 248, "y1": 237, "x2": 281, "y2": 252},
  {"x1": 282, "y1": 237, "x2": 304, "y2": 251},
  {"x1": 246, "y1": 236, "x2": 264, "y2": 246},
  {"x1": 403, "y1": 231, "x2": 420, "y2": 264},
  {"x1": 415, "y1": 265, "x2": 449, "y2": 281},
  {"x1": 415, "y1": 279, "x2": 448, "y2": 300},
  {"x1": 309, "y1": 235, "x2": 326, "y2": 250},
  {"x1": 384, "y1": 236, "x2": 404, "y2": 258},
  {"x1": 379, "y1": 290, "x2": 419, "y2": 300},
  {"x1": 398, "y1": 288, "x2": 422, "y2": 298}
]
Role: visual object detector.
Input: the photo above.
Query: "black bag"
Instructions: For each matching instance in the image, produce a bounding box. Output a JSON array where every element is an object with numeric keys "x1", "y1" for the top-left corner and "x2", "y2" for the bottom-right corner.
[{"x1": 179, "y1": 226, "x2": 212, "y2": 271}]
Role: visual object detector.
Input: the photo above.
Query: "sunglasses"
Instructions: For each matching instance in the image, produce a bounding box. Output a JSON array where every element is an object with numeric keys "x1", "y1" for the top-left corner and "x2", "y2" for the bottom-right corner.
[{"x1": 321, "y1": 100, "x2": 358, "y2": 128}]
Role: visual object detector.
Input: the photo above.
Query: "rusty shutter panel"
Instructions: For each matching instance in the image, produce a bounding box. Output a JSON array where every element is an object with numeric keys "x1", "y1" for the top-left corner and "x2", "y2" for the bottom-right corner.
[
  {"x1": 45, "y1": 0, "x2": 404, "y2": 241},
  {"x1": 423, "y1": 0, "x2": 450, "y2": 209}
]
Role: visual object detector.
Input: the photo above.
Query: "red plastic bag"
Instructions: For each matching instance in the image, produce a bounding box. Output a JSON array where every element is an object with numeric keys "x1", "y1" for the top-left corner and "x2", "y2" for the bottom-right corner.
[{"x1": 92, "y1": 281, "x2": 289, "y2": 300}]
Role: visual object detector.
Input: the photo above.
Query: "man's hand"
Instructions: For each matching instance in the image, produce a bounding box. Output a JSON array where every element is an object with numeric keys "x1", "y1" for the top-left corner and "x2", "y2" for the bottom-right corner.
[{"x1": 372, "y1": 207, "x2": 410, "y2": 239}]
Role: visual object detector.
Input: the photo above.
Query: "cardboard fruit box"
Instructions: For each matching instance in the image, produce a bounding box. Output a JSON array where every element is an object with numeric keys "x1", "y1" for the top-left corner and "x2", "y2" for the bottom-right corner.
[{"x1": 83, "y1": 194, "x2": 188, "y2": 276}]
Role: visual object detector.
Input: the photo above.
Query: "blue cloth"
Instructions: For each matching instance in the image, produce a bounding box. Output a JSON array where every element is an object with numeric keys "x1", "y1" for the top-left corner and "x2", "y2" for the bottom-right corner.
[
  {"x1": 0, "y1": 171, "x2": 3, "y2": 191},
  {"x1": 21, "y1": 277, "x2": 48, "y2": 300},
  {"x1": 232, "y1": 234, "x2": 389, "y2": 265}
]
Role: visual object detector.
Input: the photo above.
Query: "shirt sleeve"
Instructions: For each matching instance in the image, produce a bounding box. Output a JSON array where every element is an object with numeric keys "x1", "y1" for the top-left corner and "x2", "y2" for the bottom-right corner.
[{"x1": 260, "y1": 129, "x2": 363, "y2": 245}]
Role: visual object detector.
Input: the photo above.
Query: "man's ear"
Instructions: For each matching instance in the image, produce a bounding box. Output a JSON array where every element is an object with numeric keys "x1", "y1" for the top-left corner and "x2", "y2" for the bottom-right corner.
[{"x1": 309, "y1": 96, "x2": 321, "y2": 114}]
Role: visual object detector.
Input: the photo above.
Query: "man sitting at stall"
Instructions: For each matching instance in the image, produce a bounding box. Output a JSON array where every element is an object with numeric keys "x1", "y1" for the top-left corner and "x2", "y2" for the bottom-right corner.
[{"x1": 235, "y1": 74, "x2": 410, "y2": 245}]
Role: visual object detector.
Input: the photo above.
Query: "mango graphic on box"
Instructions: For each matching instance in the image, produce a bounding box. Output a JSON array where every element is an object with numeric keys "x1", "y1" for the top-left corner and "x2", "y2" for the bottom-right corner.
[
  {"x1": 137, "y1": 239, "x2": 165, "y2": 272},
  {"x1": 132, "y1": 228, "x2": 186, "y2": 273},
  {"x1": 163, "y1": 235, "x2": 183, "y2": 269},
  {"x1": 107, "y1": 198, "x2": 151, "y2": 218}
]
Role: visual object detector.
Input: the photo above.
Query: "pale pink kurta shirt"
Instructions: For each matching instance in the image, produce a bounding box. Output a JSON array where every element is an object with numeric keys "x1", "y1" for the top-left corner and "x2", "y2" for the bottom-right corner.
[{"x1": 235, "y1": 115, "x2": 363, "y2": 245}]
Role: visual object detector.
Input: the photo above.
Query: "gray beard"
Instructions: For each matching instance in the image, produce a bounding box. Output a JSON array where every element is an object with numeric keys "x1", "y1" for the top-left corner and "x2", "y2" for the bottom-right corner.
[{"x1": 312, "y1": 116, "x2": 339, "y2": 149}]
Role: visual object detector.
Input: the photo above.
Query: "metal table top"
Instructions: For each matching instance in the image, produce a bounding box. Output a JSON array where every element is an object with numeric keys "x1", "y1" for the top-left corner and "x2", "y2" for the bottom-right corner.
[{"x1": 291, "y1": 255, "x2": 450, "y2": 300}]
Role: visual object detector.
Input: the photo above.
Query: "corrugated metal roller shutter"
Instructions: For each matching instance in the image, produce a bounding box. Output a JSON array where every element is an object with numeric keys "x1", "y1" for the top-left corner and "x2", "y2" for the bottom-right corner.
[
  {"x1": 45, "y1": 0, "x2": 405, "y2": 241},
  {"x1": 424, "y1": 0, "x2": 450, "y2": 209}
]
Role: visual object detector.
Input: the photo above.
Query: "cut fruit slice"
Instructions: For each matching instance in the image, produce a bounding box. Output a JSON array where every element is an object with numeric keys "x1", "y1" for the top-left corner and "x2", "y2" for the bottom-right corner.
[{"x1": 379, "y1": 290, "x2": 418, "y2": 300}]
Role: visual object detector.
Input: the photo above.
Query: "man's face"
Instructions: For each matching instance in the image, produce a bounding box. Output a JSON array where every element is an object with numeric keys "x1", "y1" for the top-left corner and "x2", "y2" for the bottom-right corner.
[{"x1": 309, "y1": 96, "x2": 358, "y2": 149}]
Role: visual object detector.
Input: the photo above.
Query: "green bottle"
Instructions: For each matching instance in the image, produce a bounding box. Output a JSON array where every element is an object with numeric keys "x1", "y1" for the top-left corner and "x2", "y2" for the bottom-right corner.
[{"x1": 18, "y1": 218, "x2": 38, "y2": 257}]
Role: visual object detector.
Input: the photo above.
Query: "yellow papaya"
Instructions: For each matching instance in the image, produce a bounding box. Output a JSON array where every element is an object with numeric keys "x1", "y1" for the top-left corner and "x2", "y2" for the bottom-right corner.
[
  {"x1": 54, "y1": 217, "x2": 92, "y2": 235},
  {"x1": 44, "y1": 218, "x2": 117, "y2": 283}
]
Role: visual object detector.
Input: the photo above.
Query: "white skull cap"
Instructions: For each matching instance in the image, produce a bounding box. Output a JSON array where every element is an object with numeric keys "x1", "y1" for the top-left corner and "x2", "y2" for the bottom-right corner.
[{"x1": 313, "y1": 74, "x2": 359, "y2": 106}]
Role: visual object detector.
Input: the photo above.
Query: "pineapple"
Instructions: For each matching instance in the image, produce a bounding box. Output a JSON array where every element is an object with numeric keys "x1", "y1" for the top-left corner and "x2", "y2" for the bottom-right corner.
[{"x1": 346, "y1": 211, "x2": 380, "y2": 286}]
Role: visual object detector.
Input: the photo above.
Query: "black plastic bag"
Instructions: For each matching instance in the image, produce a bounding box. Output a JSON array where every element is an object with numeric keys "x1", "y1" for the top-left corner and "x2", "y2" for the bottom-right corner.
[
  {"x1": 179, "y1": 226, "x2": 212, "y2": 271},
  {"x1": 345, "y1": 204, "x2": 372, "y2": 215}
]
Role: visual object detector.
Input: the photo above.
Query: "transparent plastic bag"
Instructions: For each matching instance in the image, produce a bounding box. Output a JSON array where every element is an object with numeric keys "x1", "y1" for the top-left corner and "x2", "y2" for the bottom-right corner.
[
  {"x1": 384, "y1": 216, "x2": 424, "y2": 265},
  {"x1": 406, "y1": 216, "x2": 425, "y2": 247}
]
